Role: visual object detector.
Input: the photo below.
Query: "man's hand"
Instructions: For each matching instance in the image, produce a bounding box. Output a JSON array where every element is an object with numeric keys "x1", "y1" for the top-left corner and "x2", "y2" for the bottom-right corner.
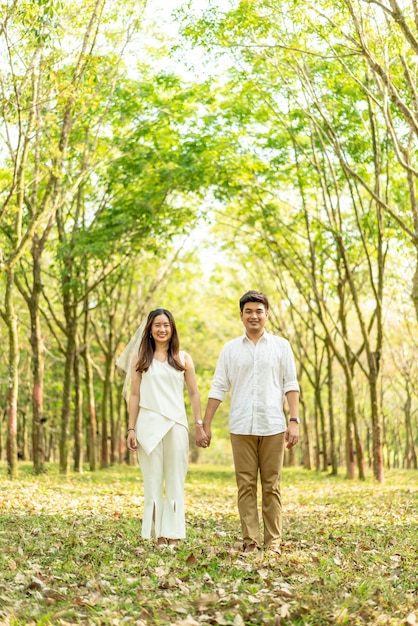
[
  {"x1": 285, "y1": 422, "x2": 299, "y2": 449},
  {"x1": 195, "y1": 424, "x2": 209, "y2": 448},
  {"x1": 203, "y1": 422, "x2": 212, "y2": 447}
]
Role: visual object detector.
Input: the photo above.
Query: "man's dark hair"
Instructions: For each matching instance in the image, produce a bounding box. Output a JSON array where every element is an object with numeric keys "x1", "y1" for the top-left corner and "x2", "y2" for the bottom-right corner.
[{"x1": 239, "y1": 290, "x2": 269, "y2": 312}]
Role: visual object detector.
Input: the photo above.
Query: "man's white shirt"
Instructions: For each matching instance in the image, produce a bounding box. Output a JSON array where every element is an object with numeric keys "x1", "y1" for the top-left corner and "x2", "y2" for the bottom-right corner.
[{"x1": 209, "y1": 331, "x2": 300, "y2": 436}]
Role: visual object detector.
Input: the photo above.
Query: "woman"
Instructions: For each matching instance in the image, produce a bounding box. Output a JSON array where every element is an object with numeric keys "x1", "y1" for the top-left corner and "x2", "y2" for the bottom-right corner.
[{"x1": 126, "y1": 308, "x2": 206, "y2": 549}]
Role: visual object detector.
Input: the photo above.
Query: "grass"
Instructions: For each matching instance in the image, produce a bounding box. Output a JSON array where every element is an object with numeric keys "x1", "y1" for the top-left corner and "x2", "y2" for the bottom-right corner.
[{"x1": 0, "y1": 463, "x2": 417, "y2": 625}]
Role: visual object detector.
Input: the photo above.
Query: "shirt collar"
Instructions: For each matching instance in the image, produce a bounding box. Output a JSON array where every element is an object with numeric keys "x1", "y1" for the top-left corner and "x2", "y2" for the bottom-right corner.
[{"x1": 242, "y1": 329, "x2": 269, "y2": 343}]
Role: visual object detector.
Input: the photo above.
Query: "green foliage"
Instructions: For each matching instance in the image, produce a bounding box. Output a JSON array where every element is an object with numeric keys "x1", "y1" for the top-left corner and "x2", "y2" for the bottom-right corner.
[
  {"x1": 0, "y1": 464, "x2": 416, "y2": 624},
  {"x1": 1, "y1": 0, "x2": 417, "y2": 481},
  {"x1": 175, "y1": 0, "x2": 418, "y2": 481}
]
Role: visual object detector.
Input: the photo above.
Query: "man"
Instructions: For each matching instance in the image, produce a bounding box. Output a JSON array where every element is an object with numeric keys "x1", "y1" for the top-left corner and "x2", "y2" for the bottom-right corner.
[{"x1": 197, "y1": 290, "x2": 300, "y2": 557}]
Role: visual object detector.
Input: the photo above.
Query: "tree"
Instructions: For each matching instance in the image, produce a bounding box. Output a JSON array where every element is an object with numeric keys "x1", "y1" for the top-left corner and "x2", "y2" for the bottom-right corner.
[
  {"x1": 0, "y1": 0, "x2": 148, "y2": 475},
  {"x1": 179, "y1": 0, "x2": 417, "y2": 481}
]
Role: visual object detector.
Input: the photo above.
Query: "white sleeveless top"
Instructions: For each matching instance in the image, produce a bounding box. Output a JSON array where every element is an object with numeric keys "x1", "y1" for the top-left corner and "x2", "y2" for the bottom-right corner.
[{"x1": 135, "y1": 352, "x2": 188, "y2": 454}]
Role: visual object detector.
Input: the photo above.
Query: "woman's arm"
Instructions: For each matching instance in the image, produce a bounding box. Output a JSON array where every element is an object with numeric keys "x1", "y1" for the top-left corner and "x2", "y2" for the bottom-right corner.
[
  {"x1": 184, "y1": 352, "x2": 208, "y2": 447},
  {"x1": 126, "y1": 365, "x2": 141, "y2": 452}
]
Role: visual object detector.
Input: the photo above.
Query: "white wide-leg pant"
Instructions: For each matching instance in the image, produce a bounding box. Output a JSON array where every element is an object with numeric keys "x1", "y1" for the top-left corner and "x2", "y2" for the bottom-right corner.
[{"x1": 138, "y1": 422, "x2": 188, "y2": 540}]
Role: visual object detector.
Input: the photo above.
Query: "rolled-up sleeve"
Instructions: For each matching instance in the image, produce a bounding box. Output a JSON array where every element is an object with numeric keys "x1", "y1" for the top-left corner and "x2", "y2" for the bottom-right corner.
[
  {"x1": 283, "y1": 341, "x2": 300, "y2": 395},
  {"x1": 207, "y1": 332, "x2": 300, "y2": 435},
  {"x1": 209, "y1": 346, "x2": 231, "y2": 401}
]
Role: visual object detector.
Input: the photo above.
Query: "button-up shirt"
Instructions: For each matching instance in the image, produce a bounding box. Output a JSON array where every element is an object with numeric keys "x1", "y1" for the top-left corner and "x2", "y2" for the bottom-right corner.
[{"x1": 209, "y1": 331, "x2": 300, "y2": 436}]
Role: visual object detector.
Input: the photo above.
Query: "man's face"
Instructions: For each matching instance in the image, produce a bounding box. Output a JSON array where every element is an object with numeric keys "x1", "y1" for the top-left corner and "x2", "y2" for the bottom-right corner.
[{"x1": 240, "y1": 301, "x2": 268, "y2": 334}]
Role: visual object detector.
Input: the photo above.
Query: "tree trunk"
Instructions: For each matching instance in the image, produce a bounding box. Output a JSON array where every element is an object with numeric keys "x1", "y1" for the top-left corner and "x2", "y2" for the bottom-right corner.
[
  {"x1": 392, "y1": 428, "x2": 399, "y2": 469},
  {"x1": 21, "y1": 408, "x2": 29, "y2": 460},
  {"x1": 368, "y1": 355, "x2": 384, "y2": 482},
  {"x1": 299, "y1": 397, "x2": 311, "y2": 469},
  {"x1": 286, "y1": 445, "x2": 296, "y2": 466},
  {"x1": 314, "y1": 399, "x2": 321, "y2": 471},
  {"x1": 412, "y1": 254, "x2": 418, "y2": 322},
  {"x1": 73, "y1": 337, "x2": 83, "y2": 472},
  {"x1": 59, "y1": 329, "x2": 76, "y2": 474},
  {"x1": 404, "y1": 394, "x2": 417, "y2": 469},
  {"x1": 318, "y1": 399, "x2": 328, "y2": 471},
  {"x1": 326, "y1": 341, "x2": 338, "y2": 476},
  {"x1": 382, "y1": 410, "x2": 389, "y2": 470},
  {"x1": 100, "y1": 361, "x2": 111, "y2": 469},
  {"x1": 29, "y1": 236, "x2": 46, "y2": 474},
  {"x1": 345, "y1": 380, "x2": 356, "y2": 479},
  {"x1": 0, "y1": 409, "x2": 4, "y2": 460},
  {"x1": 352, "y1": 411, "x2": 366, "y2": 481},
  {"x1": 5, "y1": 268, "x2": 19, "y2": 478},
  {"x1": 109, "y1": 366, "x2": 117, "y2": 465},
  {"x1": 83, "y1": 344, "x2": 98, "y2": 472},
  {"x1": 101, "y1": 316, "x2": 115, "y2": 467}
]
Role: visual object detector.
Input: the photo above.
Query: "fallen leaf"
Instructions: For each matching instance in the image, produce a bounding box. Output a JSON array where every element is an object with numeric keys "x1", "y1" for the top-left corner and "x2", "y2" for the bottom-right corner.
[
  {"x1": 154, "y1": 566, "x2": 169, "y2": 577},
  {"x1": 406, "y1": 613, "x2": 417, "y2": 626},
  {"x1": 257, "y1": 568, "x2": 270, "y2": 579},
  {"x1": 173, "y1": 616, "x2": 199, "y2": 626},
  {"x1": 186, "y1": 552, "x2": 198, "y2": 567},
  {"x1": 203, "y1": 572, "x2": 214, "y2": 584},
  {"x1": 27, "y1": 576, "x2": 45, "y2": 590},
  {"x1": 43, "y1": 590, "x2": 66, "y2": 601},
  {"x1": 194, "y1": 592, "x2": 219, "y2": 610},
  {"x1": 248, "y1": 594, "x2": 260, "y2": 603},
  {"x1": 158, "y1": 575, "x2": 177, "y2": 589},
  {"x1": 139, "y1": 607, "x2": 153, "y2": 620},
  {"x1": 50, "y1": 610, "x2": 74, "y2": 619},
  {"x1": 172, "y1": 603, "x2": 188, "y2": 614}
]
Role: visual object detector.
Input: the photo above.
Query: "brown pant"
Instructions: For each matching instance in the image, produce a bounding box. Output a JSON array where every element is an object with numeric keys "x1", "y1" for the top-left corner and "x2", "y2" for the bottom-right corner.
[{"x1": 230, "y1": 432, "x2": 285, "y2": 549}]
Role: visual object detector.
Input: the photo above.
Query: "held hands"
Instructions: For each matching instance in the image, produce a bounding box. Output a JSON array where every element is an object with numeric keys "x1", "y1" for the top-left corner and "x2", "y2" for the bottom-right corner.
[
  {"x1": 195, "y1": 424, "x2": 211, "y2": 449},
  {"x1": 285, "y1": 422, "x2": 299, "y2": 449}
]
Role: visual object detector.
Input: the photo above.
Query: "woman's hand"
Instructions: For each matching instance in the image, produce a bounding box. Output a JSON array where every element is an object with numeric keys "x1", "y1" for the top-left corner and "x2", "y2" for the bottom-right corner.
[
  {"x1": 127, "y1": 430, "x2": 138, "y2": 452},
  {"x1": 195, "y1": 424, "x2": 209, "y2": 448}
]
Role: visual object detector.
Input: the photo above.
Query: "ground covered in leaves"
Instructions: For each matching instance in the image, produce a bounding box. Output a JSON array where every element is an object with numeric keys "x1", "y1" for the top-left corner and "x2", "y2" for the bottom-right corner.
[{"x1": 0, "y1": 463, "x2": 417, "y2": 626}]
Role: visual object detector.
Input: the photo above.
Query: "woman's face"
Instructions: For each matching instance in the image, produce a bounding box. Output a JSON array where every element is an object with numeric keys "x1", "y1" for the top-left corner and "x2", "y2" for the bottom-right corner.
[{"x1": 151, "y1": 314, "x2": 172, "y2": 344}]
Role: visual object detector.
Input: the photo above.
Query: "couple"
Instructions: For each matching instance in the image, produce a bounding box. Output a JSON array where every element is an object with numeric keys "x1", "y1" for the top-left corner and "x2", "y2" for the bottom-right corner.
[{"x1": 123, "y1": 290, "x2": 300, "y2": 555}]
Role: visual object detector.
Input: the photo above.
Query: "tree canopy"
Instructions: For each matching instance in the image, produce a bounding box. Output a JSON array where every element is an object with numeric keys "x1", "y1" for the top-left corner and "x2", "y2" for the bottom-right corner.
[{"x1": 0, "y1": 0, "x2": 417, "y2": 480}]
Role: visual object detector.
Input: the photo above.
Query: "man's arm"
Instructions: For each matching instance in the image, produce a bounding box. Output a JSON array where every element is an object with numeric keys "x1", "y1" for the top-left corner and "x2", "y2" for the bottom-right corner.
[
  {"x1": 200, "y1": 397, "x2": 222, "y2": 448},
  {"x1": 199, "y1": 345, "x2": 229, "y2": 448},
  {"x1": 285, "y1": 390, "x2": 300, "y2": 449}
]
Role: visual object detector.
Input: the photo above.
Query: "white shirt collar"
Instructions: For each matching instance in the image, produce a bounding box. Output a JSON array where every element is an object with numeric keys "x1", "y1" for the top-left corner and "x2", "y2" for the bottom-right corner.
[{"x1": 242, "y1": 329, "x2": 269, "y2": 343}]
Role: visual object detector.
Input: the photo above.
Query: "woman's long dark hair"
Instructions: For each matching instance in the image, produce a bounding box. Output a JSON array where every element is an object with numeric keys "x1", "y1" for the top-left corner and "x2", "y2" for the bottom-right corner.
[{"x1": 135, "y1": 308, "x2": 186, "y2": 373}]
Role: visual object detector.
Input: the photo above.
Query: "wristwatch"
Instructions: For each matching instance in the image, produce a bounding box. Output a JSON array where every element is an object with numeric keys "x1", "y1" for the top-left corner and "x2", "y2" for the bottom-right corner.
[
  {"x1": 195, "y1": 419, "x2": 203, "y2": 426},
  {"x1": 289, "y1": 418, "x2": 301, "y2": 424}
]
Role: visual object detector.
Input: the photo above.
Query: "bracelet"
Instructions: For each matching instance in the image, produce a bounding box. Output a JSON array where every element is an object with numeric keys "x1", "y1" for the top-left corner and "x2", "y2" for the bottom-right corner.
[{"x1": 126, "y1": 428, "x2": 135, "y2": 437}]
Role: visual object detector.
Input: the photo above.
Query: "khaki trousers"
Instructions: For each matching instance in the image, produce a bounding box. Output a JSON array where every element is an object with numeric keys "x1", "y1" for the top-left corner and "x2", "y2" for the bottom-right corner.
[{"x1": 230, "y1": 432, "x2": 285, "y2": 549}]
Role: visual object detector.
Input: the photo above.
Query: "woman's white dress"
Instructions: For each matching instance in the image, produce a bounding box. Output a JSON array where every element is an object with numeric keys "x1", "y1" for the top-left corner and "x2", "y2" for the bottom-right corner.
[{"x1": 135, "y1": 354, "x2": 188, "y2": 539}]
